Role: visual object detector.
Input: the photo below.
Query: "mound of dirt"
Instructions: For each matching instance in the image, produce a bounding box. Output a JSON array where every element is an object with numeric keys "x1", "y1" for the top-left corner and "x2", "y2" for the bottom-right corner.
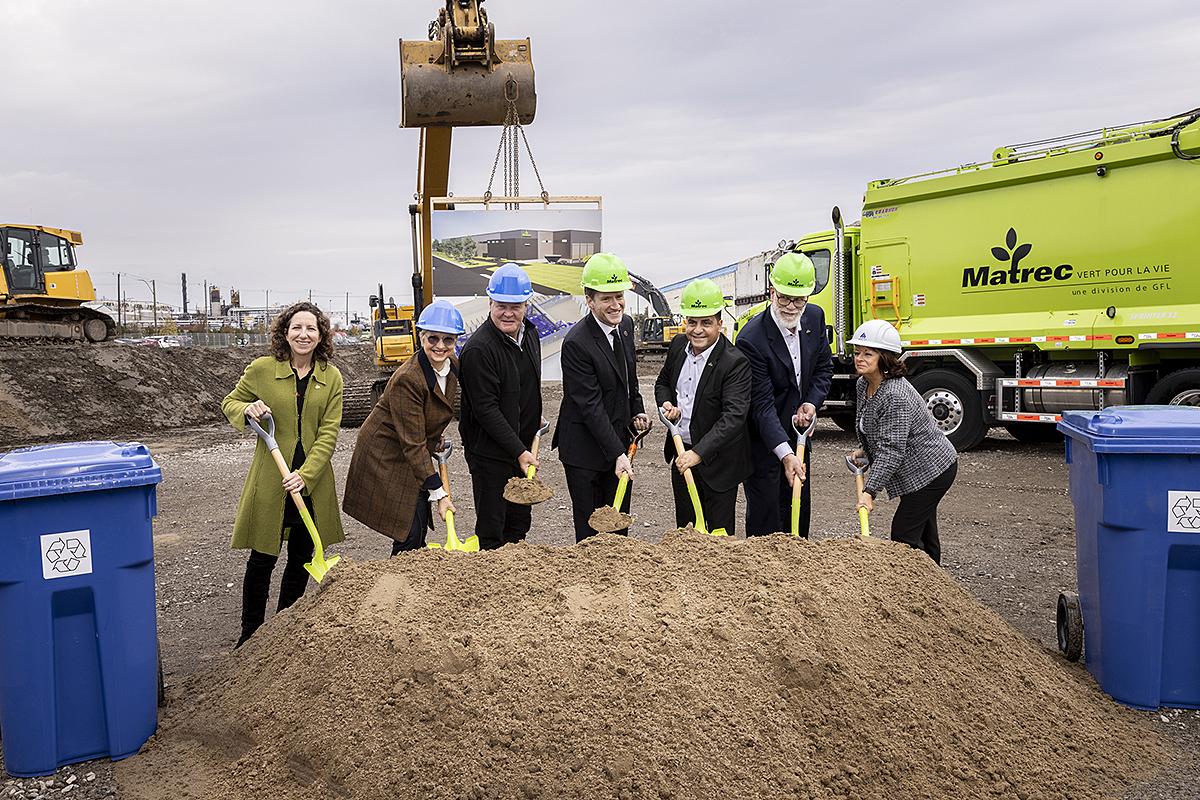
[
  {"x1": 0, "y1": 343, "x2": 375, "y2": 446},
  {"x1": 119, "y1": 532, "x2": 1168, "y2": 800}
]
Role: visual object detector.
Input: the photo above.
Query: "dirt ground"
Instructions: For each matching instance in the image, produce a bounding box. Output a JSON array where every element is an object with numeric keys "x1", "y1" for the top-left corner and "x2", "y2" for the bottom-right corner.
[{"x1": 2, "y1": 352, "x2": 1199, "y2": 798}]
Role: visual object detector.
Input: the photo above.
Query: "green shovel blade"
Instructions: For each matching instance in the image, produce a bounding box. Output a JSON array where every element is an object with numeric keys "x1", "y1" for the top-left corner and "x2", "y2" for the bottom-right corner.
[{"x1": 296, "y1": 502, "x2": 338, "y2": 582}]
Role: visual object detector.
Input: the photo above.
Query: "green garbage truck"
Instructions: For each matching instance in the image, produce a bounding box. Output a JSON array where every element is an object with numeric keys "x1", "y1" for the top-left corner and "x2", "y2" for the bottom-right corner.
[{"x1": 742, "y1": 107, "x2": 1200, "y2": 451}]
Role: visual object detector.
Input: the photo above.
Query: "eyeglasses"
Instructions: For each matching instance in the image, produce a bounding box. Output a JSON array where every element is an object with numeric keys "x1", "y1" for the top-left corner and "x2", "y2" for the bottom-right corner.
[
  {"x1": 774, "y1": 294, "x2": 807, "y2": 309},
  {"x1": 424, "y1": 334, "x2": 457, "y2": 347}
]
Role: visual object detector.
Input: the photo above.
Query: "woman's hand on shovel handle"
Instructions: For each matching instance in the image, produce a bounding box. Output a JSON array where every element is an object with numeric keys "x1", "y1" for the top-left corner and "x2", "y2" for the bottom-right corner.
[
  {"x1": 518, "y1": 450, "x2": 539, "y2": 474},
  {"x1": 282, "y1": 471, "x2": 305, "y2": 494},
  {"x1": 437, "y1": 496, "x2": 456, "y2": 519},
  {"x1": 857, "y1": 491, "x2": 874, "y2": 512},
  {"x1": 246, "y1": 400, "x2": 271, "y2": 421}
]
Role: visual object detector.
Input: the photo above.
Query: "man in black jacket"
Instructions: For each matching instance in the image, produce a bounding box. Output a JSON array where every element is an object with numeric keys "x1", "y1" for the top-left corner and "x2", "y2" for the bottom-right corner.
[
  {"x1": 552, "y1": 253, "x2": 649, "y2": 542},
  {"x1": 458, "y1": 264, "x2": 543, "y2": 550},
  {"x1": 656, "y1": 279, "x2": 752, "y2": 536},
  {"x1": 736, "y1": 252, "x2": 834, "y2": 538}
]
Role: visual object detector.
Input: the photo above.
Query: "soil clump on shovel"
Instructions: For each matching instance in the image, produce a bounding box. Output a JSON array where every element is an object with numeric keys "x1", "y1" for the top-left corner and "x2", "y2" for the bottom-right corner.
[
  {"x1": 502, "y1": 475, "x2": 554, "y2": 504},
  {"x1": 120, "y1": 531, "x2": 1171, "y2": 800},
  {"x1": 588, "y1": 504, "x2": 633, "y2": 533}
]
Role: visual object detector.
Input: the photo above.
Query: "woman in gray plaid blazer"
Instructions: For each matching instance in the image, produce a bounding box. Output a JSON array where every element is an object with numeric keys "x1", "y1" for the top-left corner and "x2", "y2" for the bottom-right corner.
[{"x1": 850, "y1": 320, "x2": 958, "y2": 564}]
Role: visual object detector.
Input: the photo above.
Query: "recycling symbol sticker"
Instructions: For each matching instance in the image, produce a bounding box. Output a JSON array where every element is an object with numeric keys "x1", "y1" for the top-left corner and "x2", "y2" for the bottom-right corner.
[
  {"x1": 40, "y1": 530, "x2": 93, "y2": 580},
  {"x1": 1168, "y1": 492, "x2": 1200, "y2": 533}
]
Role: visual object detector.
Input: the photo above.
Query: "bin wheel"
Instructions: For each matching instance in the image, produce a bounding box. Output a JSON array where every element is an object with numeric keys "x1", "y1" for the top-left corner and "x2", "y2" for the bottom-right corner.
[
  {"x1": 157, "y1": 651, "x2": 166, "y2": 707},
  {"x1": 1057, "y1": 591, "x2": 1083, "y2": 662}
]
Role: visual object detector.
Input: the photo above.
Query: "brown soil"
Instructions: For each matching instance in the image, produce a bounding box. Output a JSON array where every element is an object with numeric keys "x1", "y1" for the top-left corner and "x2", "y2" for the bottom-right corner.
[
  {"x1": 0, "y1": 342, "x2": 376, "y2": 446},
  {"x1": 503, "y1": 475, "x2": 555, "y2": 505},
  {"x1": 588, "y1": 504, "x2": 633, "y2": 533},
  {"x1": 118, "y1": 531, "x2": 1167, "y2": 800}
]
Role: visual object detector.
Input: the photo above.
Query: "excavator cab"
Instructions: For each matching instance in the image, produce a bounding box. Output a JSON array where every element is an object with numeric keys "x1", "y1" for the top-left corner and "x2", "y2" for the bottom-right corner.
[{"x1": 399, "y1": 0, "x2": 536, "y2": 128}]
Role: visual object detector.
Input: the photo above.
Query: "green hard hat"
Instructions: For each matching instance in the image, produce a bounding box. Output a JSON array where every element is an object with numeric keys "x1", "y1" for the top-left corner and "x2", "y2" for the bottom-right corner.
[
  {"x1": 680, "y1": 279, "x2": 728, "y2": 317},
  {"x1": 770, "y1": 252, "x2": 816, "y2": 296},
  {"x1": 581, "y1": 252, "x2": 633, "y2": 292}
]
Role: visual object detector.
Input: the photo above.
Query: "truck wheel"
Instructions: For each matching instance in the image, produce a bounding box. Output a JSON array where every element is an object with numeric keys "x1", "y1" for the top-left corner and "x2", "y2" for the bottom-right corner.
[
  {"x1": 829, "y1": 413, "x2": 856, "y2": 434},
  {"x1": 1003, "y1": 423, "x2": 1062, "y2": 444},
  {"x1": 908, "y1": 369, "x2": 987, "y2": 451},
  {"x1": 1146, "y1": 367, "x2": 1200, "y2": 407},
  {"x1": 1056, "y1": 591, "x2": 1083, "y2": 662}
]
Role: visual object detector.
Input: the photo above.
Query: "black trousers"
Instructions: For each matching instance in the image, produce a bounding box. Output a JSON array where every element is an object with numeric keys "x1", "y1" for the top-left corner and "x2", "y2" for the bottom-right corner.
[
  {"x1": 670, "y1": 468, "x2": 738, "y2": 536},
  {"x1": 391, "y1": 489, "x2": 431, "y2": 555},
  {"x1": 565, "y1": 464, "x2": 631, "y2": 542},
  {"x1": 890, "y1": 461, "x2": 958, "y2": 565},
  {"x1": 468, "y1": 458, "x2": 532, "y2": 550},
  {"x1": 238, "y1": 521, "x2": 315, "y2": 646},
  {"x1": 744, "y1": 444, "x2": 812, "y2": 537}
]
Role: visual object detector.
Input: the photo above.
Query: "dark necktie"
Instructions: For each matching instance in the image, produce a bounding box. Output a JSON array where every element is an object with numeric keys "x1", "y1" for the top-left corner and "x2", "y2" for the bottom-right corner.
[{"x1": 611, "y1": 329, "x2": 626, "y2": 384}]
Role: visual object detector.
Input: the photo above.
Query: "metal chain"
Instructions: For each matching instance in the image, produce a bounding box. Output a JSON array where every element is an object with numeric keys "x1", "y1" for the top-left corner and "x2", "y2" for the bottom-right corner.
[{"x1": 483, "y1": 76, "x2": 549, "y2": 207}]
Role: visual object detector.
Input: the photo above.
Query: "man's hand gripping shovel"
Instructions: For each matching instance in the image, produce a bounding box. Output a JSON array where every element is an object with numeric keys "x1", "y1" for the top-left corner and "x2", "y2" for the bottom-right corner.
[
  {"x1": 658, "y1": 405, "x2": 725, "y2": 536},
  {"x1": 588, "y1": 422, "x2": 652, "y2": 534},
  {"x1": 845, "y1": 452, "x2": 872, "y2": 539},
  {"x1": 427, "y1": 438, "x2": 479, "y2": 552},
  {"x1": 789, "y1": 415, "x2": 817, "y2": 537},
  {"x1": 246, "y1": 412, "x2": 340, "y2": 582}
]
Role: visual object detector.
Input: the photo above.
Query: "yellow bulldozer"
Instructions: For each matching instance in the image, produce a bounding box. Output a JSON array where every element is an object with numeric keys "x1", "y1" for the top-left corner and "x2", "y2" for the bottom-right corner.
[
  {"x1": 1, "y1": 224, "x2": 116, "y2": 342},
  {"x1": 340, "y1": 285, "x2": 417, "y2": 427}
]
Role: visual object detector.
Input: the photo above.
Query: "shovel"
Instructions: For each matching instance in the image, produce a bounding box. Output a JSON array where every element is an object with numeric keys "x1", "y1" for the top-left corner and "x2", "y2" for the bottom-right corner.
[
  {"x1": 789, "y1": 416, "x2": 817, "y2": 537},
  {"x1": 845, "y1": 453, "x2": 871, "y2": 539},
  {"x1": 658, "y1": 405, "x2": 725, "y2": 536},
  {"x1": 503, "y1": 420, "x2": 554, "y2": 505},
  {"x1": 588, "y1": 423, "x2": 653, "y2": 534},
  {"x1": 245, "y1": 412, "x2": 340, "y2": 582},
  {"x1": 426, "y1": 438, "x2": 479, "y2": 552}
]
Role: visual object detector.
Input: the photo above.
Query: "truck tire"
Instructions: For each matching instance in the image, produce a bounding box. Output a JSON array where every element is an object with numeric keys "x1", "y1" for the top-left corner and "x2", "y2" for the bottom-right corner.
[
  {"x1": 908, "y1": 368, "x2": 987, "y2": 452},
  {"x1": 1003, "y1": 423, "x2": 1062, "y2": 444},
  {"x1": 1145, "y1": 367, "x2": 1200, "y2": 407},
  {"x1": 829, "y1": 413, "x2": 856, "y2": 434},
  {"x1": 1056, "y1": 591, "x2": 1083, "y2": 662}
]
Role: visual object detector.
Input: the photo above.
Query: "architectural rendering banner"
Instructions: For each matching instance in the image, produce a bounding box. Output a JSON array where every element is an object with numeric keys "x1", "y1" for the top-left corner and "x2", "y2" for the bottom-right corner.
[{"x1": 429, "y1": 208, "x2": 603, "y2": 299}]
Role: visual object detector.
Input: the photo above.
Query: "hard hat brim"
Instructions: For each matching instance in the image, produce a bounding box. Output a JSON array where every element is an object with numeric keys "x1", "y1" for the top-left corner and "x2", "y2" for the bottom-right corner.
[
  {"x1": 851, "y1": 337, "x2": 902, "y2": 354},
  {"x1": 769, "y1": 277, "x2": 816, "y2": 297},
  {"x1": 487, "y1": 291, "x2": 533, "y2": 303},
  {"x1": 582, "y1": 280, "x2": 633, "y2": 293},
  {"x1": 418, "y1": 324, "x2": 465, "y2": 335}
]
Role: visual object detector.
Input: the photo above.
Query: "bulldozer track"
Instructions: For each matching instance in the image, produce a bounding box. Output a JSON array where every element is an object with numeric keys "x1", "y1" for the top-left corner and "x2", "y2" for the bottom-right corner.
[
  {"x1": 0, "y1": 302, "x2": 117, "y2": 342},
  {"x1": 340, "y1": 380, "x2": 380, "y2": 428}
]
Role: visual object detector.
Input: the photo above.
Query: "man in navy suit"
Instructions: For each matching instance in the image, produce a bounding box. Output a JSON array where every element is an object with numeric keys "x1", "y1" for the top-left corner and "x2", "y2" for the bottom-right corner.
[
  {"x1": 553, "y1": 253, "x2": 650, "y2": 542},
  {"x1": 735, "y1": 252, "x2": 834, "y2": 538}
]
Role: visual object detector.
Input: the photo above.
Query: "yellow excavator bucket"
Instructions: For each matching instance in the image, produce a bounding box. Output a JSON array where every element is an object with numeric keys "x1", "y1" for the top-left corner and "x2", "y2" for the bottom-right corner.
[{"x1": 399, "y1": 1, "x2": 535, "y2": 128}]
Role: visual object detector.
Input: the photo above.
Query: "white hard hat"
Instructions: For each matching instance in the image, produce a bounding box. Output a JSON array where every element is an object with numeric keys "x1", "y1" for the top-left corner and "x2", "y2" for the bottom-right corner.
[{"x1": 851, "y1": 319, "x2": 902, "y2": 353}]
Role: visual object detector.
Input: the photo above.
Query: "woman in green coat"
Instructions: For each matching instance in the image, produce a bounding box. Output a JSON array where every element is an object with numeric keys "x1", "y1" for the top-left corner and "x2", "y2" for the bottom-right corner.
[{"x1": 221, "y1": 301, "x2": 345, "y2": 647}]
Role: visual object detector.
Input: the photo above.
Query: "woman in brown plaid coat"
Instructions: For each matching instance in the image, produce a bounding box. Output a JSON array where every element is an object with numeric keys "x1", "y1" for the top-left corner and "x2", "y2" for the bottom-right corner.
[{"x1": 343, "y1": 301, "x2": 465, "y2": 554}]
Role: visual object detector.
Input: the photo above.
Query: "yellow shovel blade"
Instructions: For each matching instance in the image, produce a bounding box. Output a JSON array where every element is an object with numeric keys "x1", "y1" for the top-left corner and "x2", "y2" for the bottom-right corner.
[{"x1": 304, "y1": 554, "x2": 340, "y2": 583}]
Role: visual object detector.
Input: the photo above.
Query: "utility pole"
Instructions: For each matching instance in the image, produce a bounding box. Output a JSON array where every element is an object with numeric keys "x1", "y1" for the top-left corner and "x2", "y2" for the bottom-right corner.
[
  {"x1": 345, "y1": 292, "x2": 350, "y2": 329},
  {"x1": 181, "y1": 272, "x2": 188, "y2": 315},
  {"x1": 265, "y1": 289, "x2": 270, "y2": 331},
  {"x1": 116, "y1": 272, "x2": 122, "y2": 330},
  {"x1": 308, "y1": 289, "x2": 312, "y2": 303},
  {"x1": 151, "y1": 280, "x2": 158, "y2": 331},
  {"x1": 203, "y1": 280, "x2": 208, "y2": 323}
]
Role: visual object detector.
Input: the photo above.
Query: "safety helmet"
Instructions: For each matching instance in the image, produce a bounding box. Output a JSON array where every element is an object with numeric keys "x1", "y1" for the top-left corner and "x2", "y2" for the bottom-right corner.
[
  {"x1": 679, "y1": 279, "x2": 728, "y2": 318},
  {"x1": 769, "y1": 252, "x2": 817, "y2": 297},
  {"x1": 850, "y1": 319, "x2": 902, "y2": 353},
  {"x1": 486, "y1": 263, "x2": 533, "y2": 303},
  {"x1": 416, "y1": 299, "x2": 465, "y2": 335},
  {"x1": 581, "y1": 252, "x2": 633, "y2": 293}
]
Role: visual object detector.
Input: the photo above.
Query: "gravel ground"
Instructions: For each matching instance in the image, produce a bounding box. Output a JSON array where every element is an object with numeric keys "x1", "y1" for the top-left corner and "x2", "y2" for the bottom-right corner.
[{"x1": 2, "y1": 376, "x2": 1198, "y2": 798}]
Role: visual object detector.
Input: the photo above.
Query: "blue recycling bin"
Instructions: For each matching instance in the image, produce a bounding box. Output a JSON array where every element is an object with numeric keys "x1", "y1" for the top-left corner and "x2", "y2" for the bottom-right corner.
[
  {"x1": 0, "y1": 442, "x2": 162, "y2": 777},
  {"x1": 1059, "y1": 406, "x2": 1200, "y2": 710}
]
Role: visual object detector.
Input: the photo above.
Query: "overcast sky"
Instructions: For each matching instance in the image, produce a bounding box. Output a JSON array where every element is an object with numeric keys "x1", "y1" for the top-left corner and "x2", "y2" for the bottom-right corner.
[{"x1": 5, "y1": 0, "x2": 1199, "y2": 315}]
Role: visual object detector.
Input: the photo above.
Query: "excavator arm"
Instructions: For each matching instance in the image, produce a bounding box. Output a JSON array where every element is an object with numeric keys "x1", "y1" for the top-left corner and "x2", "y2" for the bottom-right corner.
[{"x1": 400, "y1": 0, "x2": 537, "y2": 311}]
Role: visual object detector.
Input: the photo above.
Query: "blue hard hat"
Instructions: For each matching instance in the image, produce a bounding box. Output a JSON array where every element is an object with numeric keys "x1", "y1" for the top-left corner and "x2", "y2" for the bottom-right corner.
[
  {"x1": 417, "y1": 299, "x2": 465, "y2": 335},
  {"x1": 486, "y1": 263, "x2": 534, "y2": 302}
]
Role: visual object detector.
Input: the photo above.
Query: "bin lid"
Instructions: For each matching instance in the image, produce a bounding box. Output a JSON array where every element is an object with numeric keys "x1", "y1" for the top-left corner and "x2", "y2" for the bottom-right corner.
[
  {"x1": 1058, "y1": 406, "x2": 1200, "y2": 453},
  {"x1": 0, "y1": 442, "x2": 162, "y2": 502}
]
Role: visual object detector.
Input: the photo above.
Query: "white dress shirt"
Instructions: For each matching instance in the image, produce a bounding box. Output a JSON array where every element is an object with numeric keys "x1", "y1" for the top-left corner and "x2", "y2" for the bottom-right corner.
[
  {"x1": 675, "y1": 340, "x2": 717, "y2": 446},
  {"x1": 428, "y1": 358, "x2": 453, "y2": 504},
  {"x1": 594, "y1": 315, "x2": 618, "y2": 348},
  {"x1": 771, "y1": 305, "x2": 805, "y2": 461}
]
